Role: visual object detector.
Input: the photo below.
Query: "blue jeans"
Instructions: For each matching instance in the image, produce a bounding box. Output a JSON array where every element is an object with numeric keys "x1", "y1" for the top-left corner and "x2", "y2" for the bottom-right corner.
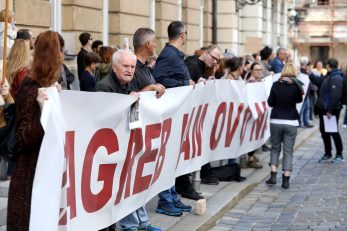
[
  {"x1": 300, "y1": 95, "x2": 311, "y2": 126},
  {"x1": 344, "y1": 106, "x2": 347, "y2": 125},
  {"x1": 119, "y1": 206, "x2": 149, "y2": 230},
  {"x1": 158, "y1": 186, "x2": 179, "y2": 205}
]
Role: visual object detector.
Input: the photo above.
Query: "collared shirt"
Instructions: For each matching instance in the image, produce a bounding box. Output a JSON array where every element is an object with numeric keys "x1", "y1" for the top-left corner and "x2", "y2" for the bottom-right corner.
[
  {"x1": 130, "y1": 59, "x2": 156, "y2": 92},
  {"x1": 95, "y1": 71, "x2": 132, "y2": 94},
  {"x1": 153, "y1": 43, "x2": 191, "y2": 88}
]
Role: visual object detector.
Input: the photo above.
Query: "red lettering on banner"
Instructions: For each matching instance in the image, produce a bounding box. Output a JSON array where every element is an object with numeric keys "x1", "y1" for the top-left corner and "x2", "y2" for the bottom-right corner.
[
  {"x1": 250, "y1": 101, "x2": 267, "y2": 141},
  {"x1": 210, "y1": 102, "x2": 227, "y2": 150},
  {"x1": 152, "y1": 118, "x2": 172, "y2": 185},
  {"x1": 59, "y1": 131, "x2": 77, "y2": 225},
  {"x1": 225, "y1": 103, "x2": 244, "y2": 147},
  {"x1": 192, "y1": 104, "x2": 208, "y2": 158},
  {"x1": 240, "y1": 107, "x2": 252, "y2": 145},
  {"x1": 115, "y1": 129, "x2": 143, "y2": 205},
  {"x1": 81, "y1": 129, "x2": 119, "y2": 213},
  {"x1": 133, "y1": 123, "x2": 161, "y2": 194},
  {"x1": 176, "y1": 108, "x2": 195, "y2": 169}
]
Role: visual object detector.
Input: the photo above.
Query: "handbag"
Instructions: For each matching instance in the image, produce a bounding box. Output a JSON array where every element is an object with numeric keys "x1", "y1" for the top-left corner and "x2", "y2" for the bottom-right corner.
[{"x1": 0, "y1": 103, "x2": 19, "y2": 160}]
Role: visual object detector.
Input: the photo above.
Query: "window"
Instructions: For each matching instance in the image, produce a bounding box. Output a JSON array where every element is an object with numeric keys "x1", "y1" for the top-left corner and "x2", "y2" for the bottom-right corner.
[
  {"x1": 310, "y1": 46, "x2": 329, "y2": 64},
  {"x1": 317, "y1": 0, "x2": 329, "y2": 6}
]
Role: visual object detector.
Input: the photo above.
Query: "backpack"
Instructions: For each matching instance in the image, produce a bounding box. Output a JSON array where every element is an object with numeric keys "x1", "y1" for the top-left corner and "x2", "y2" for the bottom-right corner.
[
  {"x1": 341, "y1": 75, "x2": 347, "y2": 105},
  {"x1": 0, "y1": 103, "x2": 19, "y2": 160}
]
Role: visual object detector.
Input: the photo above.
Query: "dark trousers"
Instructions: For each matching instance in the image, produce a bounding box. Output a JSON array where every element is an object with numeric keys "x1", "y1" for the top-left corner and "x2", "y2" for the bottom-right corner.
[
  {"x1": 319, "y1": 110, "x2": 343, "y2": 156},
  {"x1": 175, "y1": 174, "x2": 193, "y2": 193}
]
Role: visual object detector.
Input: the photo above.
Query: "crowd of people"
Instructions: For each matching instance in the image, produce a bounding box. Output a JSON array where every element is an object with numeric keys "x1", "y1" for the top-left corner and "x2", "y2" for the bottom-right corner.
[{"x1": 0, "y1": 8, "x2": 346, "y2": 231}]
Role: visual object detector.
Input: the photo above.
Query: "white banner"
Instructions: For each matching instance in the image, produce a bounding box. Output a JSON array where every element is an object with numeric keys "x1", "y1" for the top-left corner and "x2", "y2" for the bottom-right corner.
[{"x1": 29, "y1": 77, "x2": 305, "y2": 231}]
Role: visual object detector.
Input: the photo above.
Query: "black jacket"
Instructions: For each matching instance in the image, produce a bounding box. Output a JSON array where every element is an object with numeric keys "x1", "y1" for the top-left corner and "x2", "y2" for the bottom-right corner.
[
  {"x1": 309, "y1": 69, "x2": 343, "y2": 112},
  {"x1": 77, "y1": 48, "x2": 88, "y2": 80},
  {"x1": 268, "y1": 80, "x2": 303, "y2": 120}
]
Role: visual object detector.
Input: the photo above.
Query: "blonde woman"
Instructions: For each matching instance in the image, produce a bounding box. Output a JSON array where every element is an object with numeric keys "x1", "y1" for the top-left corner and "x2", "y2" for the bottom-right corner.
[
  {"x1": 6, "y1": 39, "x2": 31, "y2": 98},
  {"x1": 266, "y1": 63, "x2": 303, "y2": 189}
]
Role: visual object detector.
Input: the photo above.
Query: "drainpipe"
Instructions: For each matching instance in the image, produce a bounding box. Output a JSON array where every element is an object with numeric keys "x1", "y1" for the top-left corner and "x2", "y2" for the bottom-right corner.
[
  {"x1": 150, "y1": 0, "x2": 156, "y2": 31},
  {"x1": 102, "y1": 0, "x2": 109, "y2": 45},
  {"x1": 212, "y1": 0, "x2": 217, "y2": 44},
  {"x1": 200, "y1": 0, "x2": 204, "y2": 47}
]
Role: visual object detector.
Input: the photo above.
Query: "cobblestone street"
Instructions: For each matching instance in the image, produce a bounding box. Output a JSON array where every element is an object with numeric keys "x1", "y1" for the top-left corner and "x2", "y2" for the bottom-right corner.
[{"x1": 210, "y1": 127, "x2": 347, "y2": 231}]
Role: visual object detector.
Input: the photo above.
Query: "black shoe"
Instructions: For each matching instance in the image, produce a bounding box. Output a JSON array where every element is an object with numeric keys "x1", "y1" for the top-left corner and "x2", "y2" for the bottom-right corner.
[
  {"x1": 304, "y1": 124, "x2": 314, "y2": 128},
  {"x1": 235, "y1": 176, "x2": 247, "y2": 182},
  {"x1": 201, "y1": 175, "x2": 219, "y2": 185},
  {"x1": 318, "y1": 154, "x2": 332, "y2": 163},
  {"x1": 265, "y1": 172, "x2": 277, "y2": 185},
  {"x1": 181, "y1": 189, "x2": 204, "y2": 201},
  {"x1": 281, "y1": 174, "x2": 290, "y2": 189},
  {"x1": 262, "y1": 145, "x2": 271, "y2": 152}
]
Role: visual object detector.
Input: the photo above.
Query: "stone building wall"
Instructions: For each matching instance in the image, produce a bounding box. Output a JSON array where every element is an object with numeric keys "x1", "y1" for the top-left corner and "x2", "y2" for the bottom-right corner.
[{"x1": 6, "y1": 0, "x2": 289, "y2": 56}]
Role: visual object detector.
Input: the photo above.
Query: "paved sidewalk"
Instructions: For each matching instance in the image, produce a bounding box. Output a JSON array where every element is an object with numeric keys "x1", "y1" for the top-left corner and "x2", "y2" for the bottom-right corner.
[
  {"x1": 210, "y1": 127, "x2": 347, "y2": 231},
  {"x1": 144, "y1": 120, "x2": 320, "y2": 231}
]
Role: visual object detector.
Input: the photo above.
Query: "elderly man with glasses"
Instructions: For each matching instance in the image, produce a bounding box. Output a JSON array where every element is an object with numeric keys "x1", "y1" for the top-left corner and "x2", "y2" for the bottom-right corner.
[{"x1": 185, "y1": 44, "x2": 222, "y2": 83}]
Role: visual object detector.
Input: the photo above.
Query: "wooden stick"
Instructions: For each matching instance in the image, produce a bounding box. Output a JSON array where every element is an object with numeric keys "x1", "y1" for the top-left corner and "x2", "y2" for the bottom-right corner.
[{"x1": 1, "y1": 0, "x2": 9, "y2": 87}]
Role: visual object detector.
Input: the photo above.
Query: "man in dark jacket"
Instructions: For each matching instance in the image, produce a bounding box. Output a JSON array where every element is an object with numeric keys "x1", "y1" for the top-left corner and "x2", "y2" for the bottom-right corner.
[
  {"x1": 153, "y1": 21, "x2": 199, "y2": 217},
  {"x1": 270, "y1": 48, "x2": 287, "y2": 74},
  {"x1": 77, "y1": 32, "x2": 92, "y2": 81},
  {"x1": 309, "y1": 58, "x2": 344, "y2": 163}
]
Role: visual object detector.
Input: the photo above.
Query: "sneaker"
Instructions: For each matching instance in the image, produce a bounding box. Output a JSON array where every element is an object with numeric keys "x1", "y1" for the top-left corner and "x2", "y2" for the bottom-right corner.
[
  {"x1": 246, "y1": 160, "x2": 263, "y2": 169},
  {"x1": 201, "y1": 175, "x2": 219, "y2": 185},
  {"x1": 137, "y1": 225, "x2": 162, "y2": 231},
  {"x1": 318, "y1": 154, "x2": 332, "y2": 163},
  {"x1": 155, "y1": 203, "x2": 183, "y2": 216},
  {"x1": 181, "y1": 189, "x2": 204, "y2": 200},
  {"x1": 331, "y1": 155, "x2": 345, "y2": 163},
  {"x1": 173, "y1": 200, "x2": 192, "y2": 212}
]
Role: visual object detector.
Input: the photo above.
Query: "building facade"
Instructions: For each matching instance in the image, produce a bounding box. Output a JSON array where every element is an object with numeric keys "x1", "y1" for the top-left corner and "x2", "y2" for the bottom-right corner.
[
  {"x1": 2, "y1": 0, "x2": 290, "y2": 56},
  {"x1": 292, "y1": 0, "x2": 347, "y2": 69}
]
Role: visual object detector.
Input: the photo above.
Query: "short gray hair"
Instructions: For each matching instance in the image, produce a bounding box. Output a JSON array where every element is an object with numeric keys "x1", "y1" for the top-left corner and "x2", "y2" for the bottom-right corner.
[
  {"x1": 133, "y1": 28, "x2": 155, "y2": 52},
  {"x1": 276, "y1": 47, "x2": 287, "y2": 55},
  {"x1": 112, "y1": 49, "x2": 136, "y2": 64},
  {"x1": 299, "y1": 56, "x2": 309, "y2": 66}
]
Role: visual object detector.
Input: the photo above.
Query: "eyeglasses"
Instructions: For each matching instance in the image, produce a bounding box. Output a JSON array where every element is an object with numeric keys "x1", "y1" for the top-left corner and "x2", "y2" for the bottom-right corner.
[{"x1": 207, "y1": 50, "x2": 220, "y2": 63}]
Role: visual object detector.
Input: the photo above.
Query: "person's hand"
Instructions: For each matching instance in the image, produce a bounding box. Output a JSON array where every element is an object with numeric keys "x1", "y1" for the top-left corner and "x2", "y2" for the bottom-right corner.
[
  {"x1": 208, "y1": 76, "x2": 215, "y2": 80},
  {"x1": 37, "y1": 88, "x2": 48, "y2": 110},
  {"x1": 1, "y1": 84, "x2": 9, "y2": 96},
  {"x1": 130, "y1": 91, "x2": 140, "y2": 100},
  {"x1": 189, "y1": 79, "x2": 195, "y2": 86},
  {"x1": 197, "y1": 77, "x2": 206, "y2": 84},
  {"x1": 155, "y1": 84, "x2": 165, "y2": 98},
  {"x1": 327, "y1": 112, "x2": 332, "y2": 119},
  {"x1": 54, "y1": 82, "x2": 62, "y2": 92}
]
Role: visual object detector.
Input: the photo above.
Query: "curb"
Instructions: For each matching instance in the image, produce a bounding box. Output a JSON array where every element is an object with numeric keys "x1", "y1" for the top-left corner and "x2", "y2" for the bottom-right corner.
[{"x1": 168, "y1": 121, "x2": 319, "y2": 231}]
